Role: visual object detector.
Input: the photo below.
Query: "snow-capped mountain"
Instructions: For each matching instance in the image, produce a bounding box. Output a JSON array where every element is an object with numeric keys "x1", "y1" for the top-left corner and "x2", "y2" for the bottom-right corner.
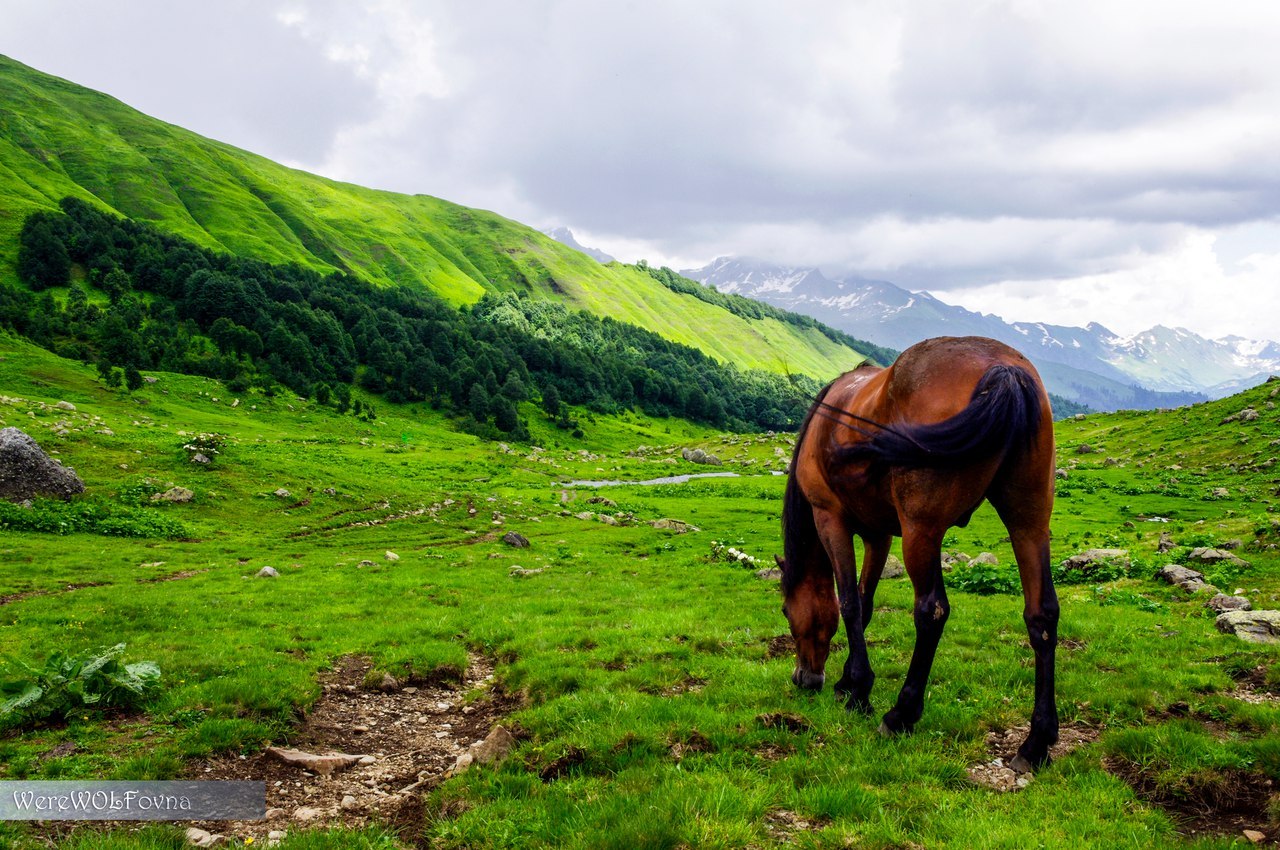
[
  {"x1": 682, "y1": 257, "x2": 1280, "y2": 410},
  {"x1": 543, "y1": 227, "x2": 615, "y2": 264}
]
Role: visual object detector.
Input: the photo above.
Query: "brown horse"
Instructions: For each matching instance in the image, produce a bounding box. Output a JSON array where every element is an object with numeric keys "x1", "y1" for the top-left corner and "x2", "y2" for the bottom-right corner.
[{"x1": 779, "y1": 336, "x2": 1058, "y2": 772}]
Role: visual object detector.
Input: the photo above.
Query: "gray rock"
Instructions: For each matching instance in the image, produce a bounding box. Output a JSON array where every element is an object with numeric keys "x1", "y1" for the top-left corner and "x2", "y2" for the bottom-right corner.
[
  {"x1": 597, "y1": 514, "x2": 619, "y2": 526},
  {"x1": 451, "y1": 725, "x2": 517, "y2": 774},
  {"x1": 293, "y1": 806, "x2": 322, "y2": 822},
  {"x1": 754, "y1": 568, "x2": 783, "y2": 581},
  {"x1": 190, "y1": 452, "x2": 211, "y2": 465},
  {"x1": 1157, "y1": 532, "x2": 1176, "y2": 554},
  {"x1": 1188, "y1": 547, "x2": 1250, "y2": 568},
  {"x1": 55, "y1": 400, "x2": 76, "y2": 411},
  {"x1": 882, "y1": 555, "x2": 905, "y2": 579},
  {"x1": 502, "y1": 531, "x2": 531, "y2": 548},
  {"x1": 273, "y1": 488, "x2": 291, "y2": 499},
  {"x1": 1215, "y1": 610, "x2": 1280, "y2": 644},
  {"x1": 1207, "y1": 594, "x2": 1252, "y2": 613},
  {"x1": 143, "y1": 376, "x2": 158, "y2": 384},
  {"x1": 649, "y1": 518, "x2": 700, "y2": 533},
  {"x1": 151, "y1": 486, "x2": 194, "y2": 503},
  {"x1": 340, "y1": 795, "x2": 358, "y2": 811},
  {"x1": 972, "y1": 552, "x2": 999, "y2": 566},
  {"x1": 266, "y1": 747, "x2": 364, "y2": 776},
  {"x1": 509, "y1": 566, "x2": 544, "y2": 577},
  {"x1": 0, "y1": 427, "x2": 86, "y2": 502},
  {"x1": 384, "y1": 550, "x2": 399, "y2": 562},
  {"x1": 1055, "y1": 468, "x2": 1069, "y2": 479},
  {"x1": 586, "y1": 496, "x2": 616, "y2": 507},
  {"x1": 256, "y1": 566, "x2": 280, "y2": 578},
  {"x1": 1061, "y1": 548, "x2": 1130, "y2": 574},
  {"x1": 322, "y1": 487, "x2": 336, "y2": 496},
  {"x1": 1155, "y1": 564, "x2": 1215, "y2": 593}
]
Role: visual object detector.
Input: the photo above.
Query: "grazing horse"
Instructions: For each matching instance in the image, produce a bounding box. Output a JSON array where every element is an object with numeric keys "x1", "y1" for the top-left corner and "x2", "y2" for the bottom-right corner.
[{"x1": 779, "y1": 336, "x2": 1058, "y2": 772}]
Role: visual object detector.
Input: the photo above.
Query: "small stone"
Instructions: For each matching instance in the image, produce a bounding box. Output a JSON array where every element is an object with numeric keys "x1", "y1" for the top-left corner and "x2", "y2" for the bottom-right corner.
[
  {"x1": 384, "y1": 550, "x2": 400, "y2": 562},
  {"x1": 754, "y1": 568, "x2": 783, "y2": 581},
  {"x1": 1243, "y1": 829, "x2": 1266, "y2": 844},
  {"x1": 358, "y1": 755, "x2": 376, "y2": 765},
  {"x1": 191, "y1": 452, "x2": 210, "y2": 464},
  {"x1": 502, "y1": 531, "x2": 531, "y2": 548},
  {"x1": 510, "y1": 566, "x2": 544, "y2": 577},
  {"x1": 357, "y1": 559, "x2": 375, "y2": 567},
  {"x1": 152, "y1": 486, "x2": 195, "y2": 503},
  {"x1": 882, "y1": 555, "x2": 906, "y2": 579},
  {"x1": 293, "y1": 806, "x2": 322, "y2": 821},
  {"x1": 340, "y1": 795, "x2": 358, "y2": 810},
  {"x1": 256, "y1": 566, "x2": 280, "y2": 578},
  {"x1": 267, "y1": 747, "x2": 364, "y2": 775},
  {"x1": 55, "y1": 401, "x2": 76, "y2": 411},
  {"x1": 323, "y1": 487, "x2": 336, "y2": 495},
  {"x1": 185, "y1": 827, "x2": 215, "y2": 847},
  {"x1": 972, "y1": 552, "x2": 999, "y2": 566},
  {"x1": 649, "y1": 518, "x2": 700, "y2": 533},
  {"x1": 274, "y1": 488, "x2": 291, "y2": 498},
  {"x1": 378, "y1": 673, "x2": 400, "y2": 692}
]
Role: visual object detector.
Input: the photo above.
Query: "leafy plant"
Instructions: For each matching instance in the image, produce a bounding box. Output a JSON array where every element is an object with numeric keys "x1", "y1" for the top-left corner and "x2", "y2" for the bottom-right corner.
[
  {"x1": 949, "y1": 560, "x2": 1020, "y2": 595},
  {"x1": 0, "y1": 497, "x2": 189, "y2": 538},
  {"x1": 0, "y1": 644, "x2": 161, "y2": 732}
]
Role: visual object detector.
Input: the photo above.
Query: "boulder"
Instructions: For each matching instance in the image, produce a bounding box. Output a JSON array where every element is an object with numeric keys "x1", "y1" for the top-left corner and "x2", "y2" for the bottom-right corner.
[
  {"x1": 0, "y1": 427, "x2": 86, "y2": 502},
  {"x1": 1206, "y1": 594, "x2": 1252, "y2": 614},
  {"x1": 502, "y1": 531, "x2": 531, "y2": 548},
  {"x1": 1155, "y1": 564, "x2": 1215, "y2": 593},
  {"x1": 1060, "y1": 548, "x2": 1130, "y2": 575},
  {"x1": 1215, "y1": 610, "x2": 1280, "y2": 644},
  {"x1": 1188, "y1": 547, "x2": 1249, "y2": 568}
]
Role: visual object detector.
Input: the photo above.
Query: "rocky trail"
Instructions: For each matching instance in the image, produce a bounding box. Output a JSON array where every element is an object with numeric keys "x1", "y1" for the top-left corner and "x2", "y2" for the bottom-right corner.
[{"x1": 183, "y1": 653, "x2": 518, "y2": 847}]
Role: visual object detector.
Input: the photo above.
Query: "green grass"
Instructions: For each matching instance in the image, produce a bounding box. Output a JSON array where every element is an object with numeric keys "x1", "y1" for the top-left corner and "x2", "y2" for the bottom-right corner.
[
  {"x1": 0, "y1": 53, "x2": 867, "y2": 382},
  {"x1": 1, "y1": 337, "x2": 1279, "y2": 848}
]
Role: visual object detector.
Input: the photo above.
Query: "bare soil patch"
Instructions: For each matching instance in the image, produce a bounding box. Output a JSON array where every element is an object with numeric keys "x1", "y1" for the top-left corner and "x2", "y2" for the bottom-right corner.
[
  {"x1": 184, "y1": 653, "x2": 518, "y2": 846},
  {"x1": 967, "y1": 723, "x2": 1100, "y2": 792},
  {"x1": 1106, "y1": 759, "x2": 1277, "y2": 844}
]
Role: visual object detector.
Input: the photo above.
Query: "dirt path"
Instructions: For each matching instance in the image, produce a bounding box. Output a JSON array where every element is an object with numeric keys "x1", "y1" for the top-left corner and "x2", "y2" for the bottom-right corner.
[{"x1": 185, "y1": 653, "x2": 517, "y2": 846}]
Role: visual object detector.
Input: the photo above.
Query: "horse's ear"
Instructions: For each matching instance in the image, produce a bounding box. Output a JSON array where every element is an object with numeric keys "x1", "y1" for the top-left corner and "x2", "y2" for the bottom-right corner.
[{"x1": 775, "y1": 554, "x2": 785, "y2": 568}]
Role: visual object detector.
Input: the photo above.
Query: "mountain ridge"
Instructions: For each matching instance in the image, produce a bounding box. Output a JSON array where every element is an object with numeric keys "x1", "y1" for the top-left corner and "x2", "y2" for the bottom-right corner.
[{"x1": 683, "y1": 256, "x2": 1279, "y2": 409}]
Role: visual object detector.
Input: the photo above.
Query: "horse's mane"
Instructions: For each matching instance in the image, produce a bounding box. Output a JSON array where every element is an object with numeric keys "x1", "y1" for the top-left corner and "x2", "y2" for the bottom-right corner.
[{"x1": 780, "y1": 375, "x2": 843, "y2": 595}]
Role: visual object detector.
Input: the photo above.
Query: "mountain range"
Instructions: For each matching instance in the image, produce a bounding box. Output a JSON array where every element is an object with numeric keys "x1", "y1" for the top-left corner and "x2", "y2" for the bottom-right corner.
[{"x1": 679, "y1": 256, "x2": 1280, "y2": 411}]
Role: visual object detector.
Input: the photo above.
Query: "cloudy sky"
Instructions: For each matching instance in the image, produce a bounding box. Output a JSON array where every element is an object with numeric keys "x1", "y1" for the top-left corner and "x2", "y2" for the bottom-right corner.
[{"x1": 4, "y1": 1, "x2": 1279, "y2": 340}]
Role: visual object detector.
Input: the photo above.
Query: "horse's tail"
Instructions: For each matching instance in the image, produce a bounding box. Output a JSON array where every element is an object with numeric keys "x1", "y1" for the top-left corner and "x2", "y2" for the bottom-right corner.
[
  {"x1": 835, "y1": 364, "x2": 1045, "y2": 470},
  {"x1": 781, "y1": 379, "x2": 838, "y2": 594}
]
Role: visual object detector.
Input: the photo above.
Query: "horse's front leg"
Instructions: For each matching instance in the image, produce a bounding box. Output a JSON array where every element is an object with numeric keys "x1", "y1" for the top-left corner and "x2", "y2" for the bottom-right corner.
[
  {"x1": 815, "y1": 510, "x2": 875, "y2": 714},
  {"x1": 880, "y1": 523, "x2": 949, "y2": 735}
]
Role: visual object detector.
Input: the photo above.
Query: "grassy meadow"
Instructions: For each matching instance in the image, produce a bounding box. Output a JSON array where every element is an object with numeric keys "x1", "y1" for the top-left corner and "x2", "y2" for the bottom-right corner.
[{"x1": 0, "y1": 332, "x2": 1278, "y2": 848}]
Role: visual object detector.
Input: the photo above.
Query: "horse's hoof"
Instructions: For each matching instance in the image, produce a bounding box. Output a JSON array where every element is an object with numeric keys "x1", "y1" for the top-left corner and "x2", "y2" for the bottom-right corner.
[
  {"x1": 1010, "y1": 752, "x2": 1050, "y2": 774},
  {"x1": 877, "y1": 721, "x2": 893, "y2": 737}
]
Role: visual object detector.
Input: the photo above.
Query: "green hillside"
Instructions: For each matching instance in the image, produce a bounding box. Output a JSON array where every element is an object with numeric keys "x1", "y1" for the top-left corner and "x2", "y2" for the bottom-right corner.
[
  {"x1": 0, "y1": 54, "x2": 871, "y2": 380},
  {"x1": 1, "y1": 335, "x2": 1278, "y2": 849}
]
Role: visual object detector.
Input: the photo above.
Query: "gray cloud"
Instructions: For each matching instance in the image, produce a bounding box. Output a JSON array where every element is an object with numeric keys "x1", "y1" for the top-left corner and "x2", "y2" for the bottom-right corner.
[{"x1": 4, "y1": 0, "x2": 1279, "y2": 336}]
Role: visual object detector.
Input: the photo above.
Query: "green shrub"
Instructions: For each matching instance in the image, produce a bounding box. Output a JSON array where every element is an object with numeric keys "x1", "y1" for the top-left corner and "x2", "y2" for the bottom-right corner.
[
  {"x1": 949, "y1": 560, "x2": 1020, "y2": 595},
  {"x1": 0, "y1": 497, "x2": 188, "y2": 538},
  {"x1": 0, "y1": 644, "x2": 161, "y2": 732}
]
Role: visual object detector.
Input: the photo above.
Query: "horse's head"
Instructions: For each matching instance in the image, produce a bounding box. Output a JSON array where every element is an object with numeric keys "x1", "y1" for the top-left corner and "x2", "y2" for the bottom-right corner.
[{"x1": 777, "y1": 555, "x2": 838, "y2": 690}]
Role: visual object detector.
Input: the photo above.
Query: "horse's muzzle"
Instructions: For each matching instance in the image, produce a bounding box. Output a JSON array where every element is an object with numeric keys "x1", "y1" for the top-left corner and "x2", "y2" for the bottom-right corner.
[{"x1": 792, "y1": 665, "x2": 825, "y2": 691}]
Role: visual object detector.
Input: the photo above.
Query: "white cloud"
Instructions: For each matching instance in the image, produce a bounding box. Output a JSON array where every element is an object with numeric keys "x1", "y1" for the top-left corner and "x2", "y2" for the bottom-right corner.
[{"x1": 949, "y1": 230, "x2": 1280, "y2": 340}]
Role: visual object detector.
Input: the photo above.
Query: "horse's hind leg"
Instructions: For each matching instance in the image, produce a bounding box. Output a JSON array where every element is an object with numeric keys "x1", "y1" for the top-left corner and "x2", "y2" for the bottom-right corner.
[
  {"x1": 814, "y1": 510, "x2": 875, "y2": 713},
  {"x1": 880, "y1": 522, "x2": 949, "y2": 735},
  {"x1": 991, "y1": 496, "x2": 1059, "y2": 772},
  {"x1": 857, "y1": 534, "x2": 892, "y2": 630}
]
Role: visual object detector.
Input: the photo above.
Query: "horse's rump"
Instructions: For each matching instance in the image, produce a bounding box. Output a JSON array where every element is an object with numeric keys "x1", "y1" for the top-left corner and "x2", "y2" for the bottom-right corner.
[{"x1": 832, "y1": 363, "x2": 1044, "y2": 470}]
